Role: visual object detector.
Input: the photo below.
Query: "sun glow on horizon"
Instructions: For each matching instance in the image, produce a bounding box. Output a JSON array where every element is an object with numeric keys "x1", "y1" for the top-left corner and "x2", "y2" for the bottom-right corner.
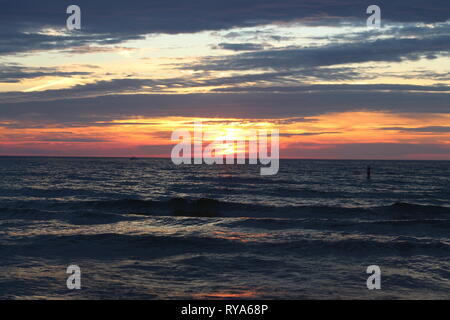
[{"x1": 0, "y1": 111, "x2": 449, "y2": 159}]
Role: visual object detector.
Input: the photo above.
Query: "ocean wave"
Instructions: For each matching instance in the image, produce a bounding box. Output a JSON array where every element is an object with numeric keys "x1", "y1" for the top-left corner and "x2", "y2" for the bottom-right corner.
[
  {"x1": 4, "y1": 231, "x2": 449, "y2": 260},
  {"x1": 1, "y1": 198, "x2": 449, "y2": 221}
]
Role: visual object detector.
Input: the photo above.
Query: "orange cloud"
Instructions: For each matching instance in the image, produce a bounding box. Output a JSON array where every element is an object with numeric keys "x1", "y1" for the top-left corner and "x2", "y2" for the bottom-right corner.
[{"x1": 1, "y1": 112, "x2": 449, "y2": 159}]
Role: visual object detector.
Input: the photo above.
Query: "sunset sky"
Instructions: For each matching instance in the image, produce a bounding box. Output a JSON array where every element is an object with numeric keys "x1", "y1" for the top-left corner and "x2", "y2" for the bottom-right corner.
[{"x1": 0, "y1": 0, "x2": 449, "y2": 159}]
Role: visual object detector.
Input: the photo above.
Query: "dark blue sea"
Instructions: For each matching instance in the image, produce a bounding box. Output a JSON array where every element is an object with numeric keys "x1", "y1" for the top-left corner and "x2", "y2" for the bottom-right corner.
[{"x1": 0, "y1": 157, "x2": 449, "y2": 299}]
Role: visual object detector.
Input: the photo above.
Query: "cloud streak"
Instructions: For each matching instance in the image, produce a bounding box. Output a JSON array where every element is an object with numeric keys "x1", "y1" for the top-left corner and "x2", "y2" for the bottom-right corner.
[
  {"x1": 0, "y1": 63, "x2": 91, "y2": 83},
  {"x1": 1, "y1": 0, "x2": 449, "y2": 56},
  {"x1": 189, "y1": 35, "x2": 450, "y2": 71}
]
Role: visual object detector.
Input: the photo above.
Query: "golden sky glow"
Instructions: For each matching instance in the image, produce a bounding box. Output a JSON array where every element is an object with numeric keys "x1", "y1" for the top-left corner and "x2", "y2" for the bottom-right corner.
[
  {"x1": 1, "y1": 15, "x2": 449, "y2": 159},
  {"x1": 1, "y1": 112, "x2": 449, "y2": 159}
]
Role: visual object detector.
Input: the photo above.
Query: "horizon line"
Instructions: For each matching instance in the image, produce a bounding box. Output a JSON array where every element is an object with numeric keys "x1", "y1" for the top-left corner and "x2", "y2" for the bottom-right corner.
[{"x1": 0, "y1": 155, "x2": 448, "y2": 161}]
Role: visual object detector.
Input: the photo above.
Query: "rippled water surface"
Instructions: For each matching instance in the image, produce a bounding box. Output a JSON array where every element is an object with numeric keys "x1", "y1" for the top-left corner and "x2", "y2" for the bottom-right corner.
[{"x1": 0, "y1": 157, "x2": 449, "y2": 299}]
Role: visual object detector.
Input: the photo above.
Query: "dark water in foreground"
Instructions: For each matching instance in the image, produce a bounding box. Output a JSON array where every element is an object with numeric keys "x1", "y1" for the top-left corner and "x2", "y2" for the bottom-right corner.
[{"x1": 0, "y1": 157, "x2": 449, "y2": 299}]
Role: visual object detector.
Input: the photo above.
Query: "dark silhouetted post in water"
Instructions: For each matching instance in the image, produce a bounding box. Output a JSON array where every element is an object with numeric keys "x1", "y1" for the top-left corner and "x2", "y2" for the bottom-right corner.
[{"x1": 367, "y1": 165, "x2": 371, "y2": 180}]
